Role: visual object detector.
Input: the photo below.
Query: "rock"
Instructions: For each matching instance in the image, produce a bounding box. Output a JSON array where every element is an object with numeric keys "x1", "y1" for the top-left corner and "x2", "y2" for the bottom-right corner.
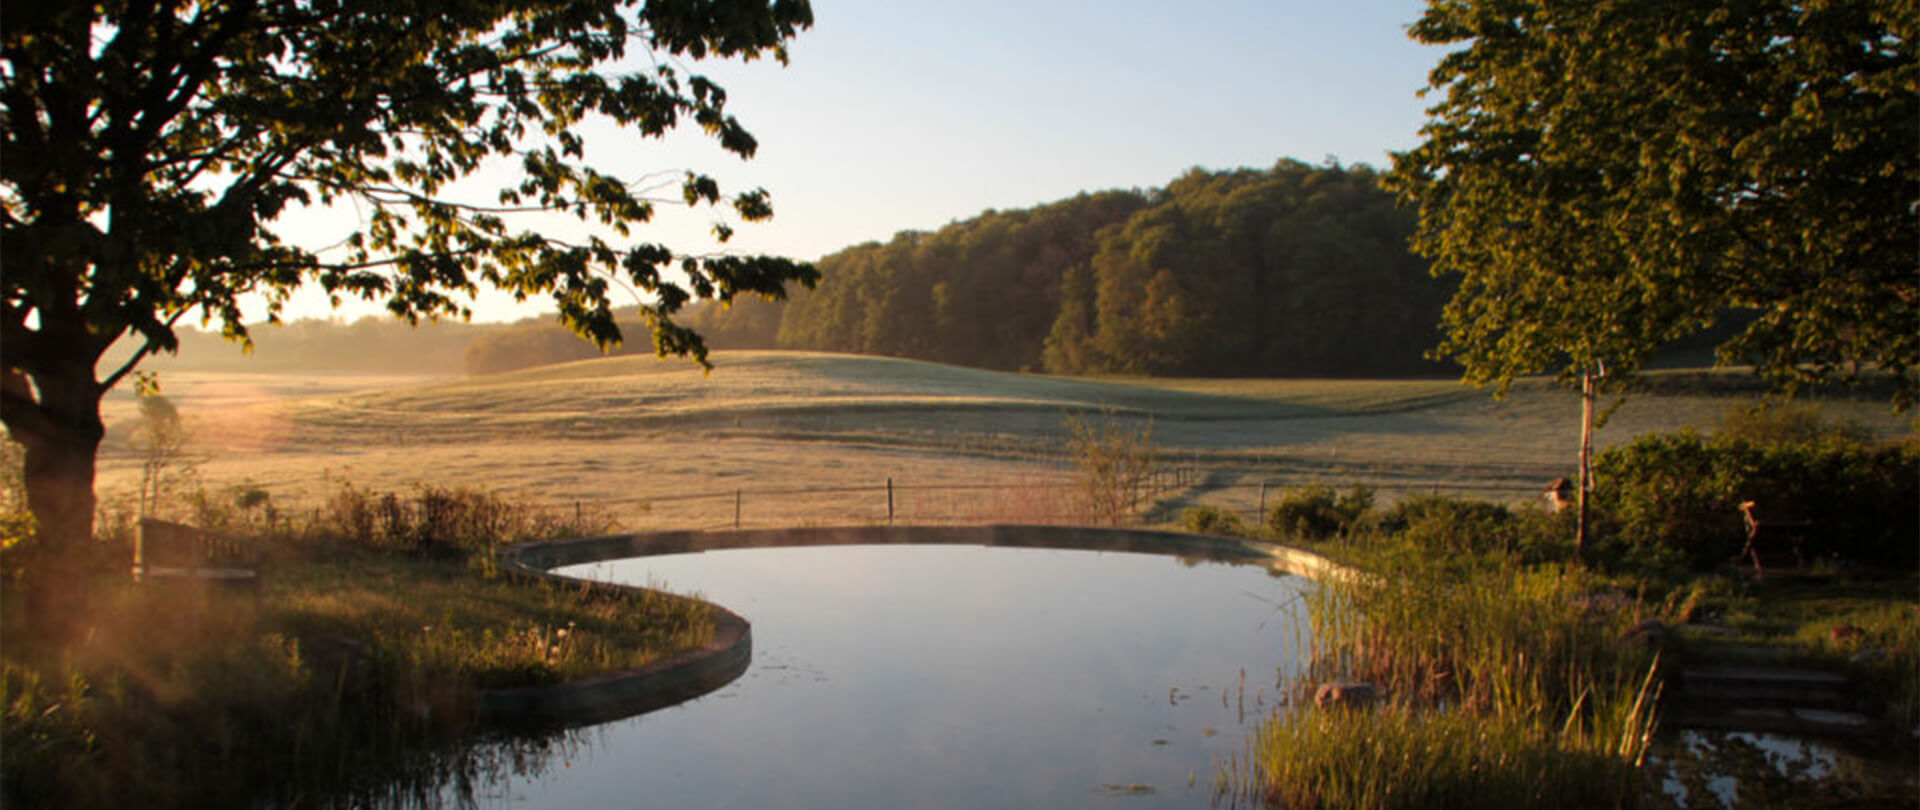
[{"x1": 1313, "y1": 681, "x2": 1378, "y2": 710}]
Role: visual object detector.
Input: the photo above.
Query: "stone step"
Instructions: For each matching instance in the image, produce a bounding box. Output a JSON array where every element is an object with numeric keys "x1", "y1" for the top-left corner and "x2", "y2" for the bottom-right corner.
[
  {"x1": 1681, "y1": 665, "x2": 1848, "y2": 686},
  {"x1": 1665, "y1": 665, "x2": 1877, "y2": 735},
  {"x1": 1681, "y1": 683, "x2": 1854, "y2": 710},
  {"x1": 1662, "y1": 705, "x2": 1878, "y2": 737},
  {"x1": 1679, "y1": 666, "x2": 1852, "y2": 706}
]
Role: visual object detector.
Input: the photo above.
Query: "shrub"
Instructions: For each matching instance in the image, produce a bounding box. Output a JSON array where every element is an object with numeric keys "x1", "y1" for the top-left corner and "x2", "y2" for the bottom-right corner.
[
  {"x1": 1375, "y1": 494, "x2": 1566, "y2": 560},
  {"x1": 1181, "y1": 505, "x2": 1252, "y2": 538},
  {"x1": 1267, "y1": 484, "x2": 1372, "y2": 542},
  {"x1": 1592, "y1": 429, "x2": 1917, "y2": 569},
  {"x1": 1065, "y1": 410, "x2": 1157, "y2": 527}
]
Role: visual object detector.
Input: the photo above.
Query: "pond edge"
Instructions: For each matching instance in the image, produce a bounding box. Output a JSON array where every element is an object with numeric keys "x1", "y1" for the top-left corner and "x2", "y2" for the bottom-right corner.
[{"x1": 482, "y1": 524, "x2": 1344, "y2": 727}]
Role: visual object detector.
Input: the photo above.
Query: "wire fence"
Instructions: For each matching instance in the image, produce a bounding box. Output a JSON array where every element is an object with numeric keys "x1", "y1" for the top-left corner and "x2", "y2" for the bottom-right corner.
[{"x1": 591, "y1": 465, "x2": 1561, "y2": 533}]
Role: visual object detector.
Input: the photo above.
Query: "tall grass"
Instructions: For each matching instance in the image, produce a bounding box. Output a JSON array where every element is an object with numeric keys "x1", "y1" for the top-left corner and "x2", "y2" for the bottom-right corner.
[
  {"x1": 1226, "y1": 695, "x2": 1655, "y2": 810},
  {"x1": 1224, "y1": 525, "x2": 1664, "y2": 809},
  {"x1": 2, "y1": 482, "x2": 709, "y2": 809}
]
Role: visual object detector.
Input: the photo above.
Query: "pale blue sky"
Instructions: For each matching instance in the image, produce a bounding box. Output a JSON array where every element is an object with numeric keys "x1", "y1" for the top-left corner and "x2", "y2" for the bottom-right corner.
[{"x1": 266, "y1": 0, "x2": 1447, "y2": 324}]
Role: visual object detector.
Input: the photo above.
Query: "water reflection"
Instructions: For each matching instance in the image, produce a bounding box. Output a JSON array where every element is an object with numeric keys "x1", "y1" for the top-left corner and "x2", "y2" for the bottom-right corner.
[
  {"x1": 1651, "y1": 729, "x2": 1918, "y2": 809},
  {"x1": 390, "y1": 544, "x2": 1309, "y2": 809}
]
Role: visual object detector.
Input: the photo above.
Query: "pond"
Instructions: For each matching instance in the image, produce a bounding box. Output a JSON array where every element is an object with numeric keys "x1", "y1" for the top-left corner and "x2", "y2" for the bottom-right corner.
[{"x1": 459, "y1": 540, "x2": 1311, "y2": 808}]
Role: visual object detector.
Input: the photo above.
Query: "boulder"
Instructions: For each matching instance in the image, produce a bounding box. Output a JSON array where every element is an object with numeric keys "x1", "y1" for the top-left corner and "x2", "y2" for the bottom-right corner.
[{"x1": 1313, "y1": 681, "x2": 1378, "y2": 710}]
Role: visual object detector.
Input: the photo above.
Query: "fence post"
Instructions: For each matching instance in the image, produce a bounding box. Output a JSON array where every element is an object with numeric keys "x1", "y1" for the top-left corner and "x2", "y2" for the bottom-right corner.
[
  {"x1": 734, "y1": 489, "x2": 742, "y2": 530},
  {"x1": 1258, "y1": 481, "x2": 1268, "y2": 517},
  {"x1": 887, "y1": 477, "x2": 895, "y2": 525}
]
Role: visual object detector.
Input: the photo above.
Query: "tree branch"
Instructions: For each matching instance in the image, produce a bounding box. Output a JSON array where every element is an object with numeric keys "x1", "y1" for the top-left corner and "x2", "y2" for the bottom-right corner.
[{"x1": 100, "y1": 309, "x2": 189, "y2": 393}]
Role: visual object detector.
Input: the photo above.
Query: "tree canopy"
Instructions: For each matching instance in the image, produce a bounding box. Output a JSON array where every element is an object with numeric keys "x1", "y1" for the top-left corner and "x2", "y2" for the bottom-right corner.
[
  {"x1": 736, "y1": 161, "x2": 1449, "y2": 377},
  {"x1": 2, "y1": 0, "x2": 818, "y2": 566},
  {"x1": 1046, "y1": 161, "x2": 1448, "y2": 377},
  {"x1": 1386, "y1": 0, "x2": 1918, "y2": 404}
]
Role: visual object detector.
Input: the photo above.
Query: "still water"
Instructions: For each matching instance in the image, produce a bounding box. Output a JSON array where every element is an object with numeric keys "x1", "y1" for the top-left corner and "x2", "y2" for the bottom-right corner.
[{"x1": 466, "y1": 543, "x2": 1309, "y2": 809}]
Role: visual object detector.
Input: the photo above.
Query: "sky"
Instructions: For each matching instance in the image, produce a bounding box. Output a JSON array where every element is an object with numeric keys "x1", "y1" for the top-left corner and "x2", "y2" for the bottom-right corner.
[{"x1": 263, "y1": 0, "x2": 1449, "y2": 325}]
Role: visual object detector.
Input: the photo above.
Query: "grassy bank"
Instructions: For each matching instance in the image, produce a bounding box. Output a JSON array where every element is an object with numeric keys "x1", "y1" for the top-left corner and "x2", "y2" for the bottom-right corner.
[
  {"x1": 1204, "y1": 403, "x2": 1915, "y2": 808},
  {"x1": 1205, "y1": 490, "x2": 1915, "y2": 809},
  {"x1": 1, "y1": 485, "x2": 713, "y2": 809}
]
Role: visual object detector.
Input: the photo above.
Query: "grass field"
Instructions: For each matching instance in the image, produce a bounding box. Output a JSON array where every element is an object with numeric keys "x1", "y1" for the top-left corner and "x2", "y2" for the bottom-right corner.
[{"x1": 96, "y1": 351, "x2": 1914, "y2": 531}]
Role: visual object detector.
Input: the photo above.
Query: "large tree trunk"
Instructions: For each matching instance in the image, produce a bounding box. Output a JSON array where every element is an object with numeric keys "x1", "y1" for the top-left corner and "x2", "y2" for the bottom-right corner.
[{"x1": 3, "y1": 351, "x2": 108, "y2": 643}]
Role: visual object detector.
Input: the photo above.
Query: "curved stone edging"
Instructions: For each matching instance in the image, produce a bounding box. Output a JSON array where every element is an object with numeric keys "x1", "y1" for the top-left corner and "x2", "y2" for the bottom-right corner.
[{"x1": 480, "y1": 524, "x2": 1345, "y2": 728}]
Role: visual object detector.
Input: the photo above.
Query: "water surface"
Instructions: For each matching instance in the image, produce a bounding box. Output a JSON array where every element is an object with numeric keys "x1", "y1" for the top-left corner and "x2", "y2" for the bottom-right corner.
[{"x1": 469, "y1": 543, "x2": 1308, "y2": 808}]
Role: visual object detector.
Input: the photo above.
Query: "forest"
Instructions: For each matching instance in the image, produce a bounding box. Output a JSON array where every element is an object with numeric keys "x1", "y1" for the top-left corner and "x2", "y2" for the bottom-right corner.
[{"x1": 703, "y1": 159, "x2": 1454, "y2": 377}]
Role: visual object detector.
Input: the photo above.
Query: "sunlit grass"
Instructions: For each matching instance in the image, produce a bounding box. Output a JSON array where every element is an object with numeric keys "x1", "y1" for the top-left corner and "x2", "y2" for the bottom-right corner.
[
  {"x1": 1224, "y1": 698, "x2": 1655, "y2": 810},
  {"x1": 1, "y1": 484, "x2": 714, "y2": 808},
  {"x1": 268, "y1": 552, "x2": 714, "y2": 689},
  {"x1": 1223, "y1": 538, "x2": 1664, "y2": 809}
]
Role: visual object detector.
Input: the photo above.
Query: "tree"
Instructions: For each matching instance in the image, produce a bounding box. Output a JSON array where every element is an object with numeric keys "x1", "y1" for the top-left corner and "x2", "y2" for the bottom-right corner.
[
  {"x1": 130, "y1": 393, "x2": 197, "y2": 521},
  {"x1": 1385, "y1": 0, "x2": 1918, "y2": 551},
  {"x1": 2, "y1": 0, "x2": 819, "y2": 614}
]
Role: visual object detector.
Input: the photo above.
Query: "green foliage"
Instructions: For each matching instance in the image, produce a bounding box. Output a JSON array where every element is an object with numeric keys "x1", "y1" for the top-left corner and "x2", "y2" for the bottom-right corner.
[
  {"x1": 777, "y1": 191, "x2": 1150, "y2": 369},
  {"x1": 1266, "y1": 484, "x2": 1373, "y2": 542},
  {"x1": 1180, "y1": 505, "x2": 1253, "y2": 538},
  {"x1": 1060, "y1": 161, "x2": 1448, "y2": 377},
  {"x1": 1388, "y1": 0, "x2": 1917, "y2": 405},
  {"x1": 0, "y1": 439, "x2": 31, "y2": 582},
  {"x1": 1591, "y1": 429, "x2": 1918, "y2": 569},
  {"x1": 2, "y1": 0, "x2": 819, "y2": 551},
  {"x1": 1374, "y1": 493, "x2": 1567, "y2": 561},
  {"x1": 771, "y1": 162, "x2": 1450, "y2": 377}
]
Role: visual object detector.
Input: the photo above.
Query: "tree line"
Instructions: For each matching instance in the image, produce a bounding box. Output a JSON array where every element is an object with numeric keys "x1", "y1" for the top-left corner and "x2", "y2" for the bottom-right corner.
[{"x1": 690, "y1": 160, "x2": 1455, "y2": 377}]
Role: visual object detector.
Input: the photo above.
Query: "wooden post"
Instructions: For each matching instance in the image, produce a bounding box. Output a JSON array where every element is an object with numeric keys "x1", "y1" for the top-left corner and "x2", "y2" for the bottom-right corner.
[
  {"x1": 734, "y1": 489, "x2": 742, "y2": 530},
  {"x1": 1258, "y1": 481, "x2": 1268, "y2": 517},
  {"x1": 887, "y1": 477, "x2": 895, "y2": 525},
  {"x1": 1576, "y1": 368, "x2": 1596, "y2": 558}
]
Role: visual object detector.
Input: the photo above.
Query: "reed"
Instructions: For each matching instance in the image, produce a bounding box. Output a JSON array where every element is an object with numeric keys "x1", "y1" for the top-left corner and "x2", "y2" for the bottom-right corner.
[{"x1": 1226, "y1": 544, "x2": 1664, "y2": 809}]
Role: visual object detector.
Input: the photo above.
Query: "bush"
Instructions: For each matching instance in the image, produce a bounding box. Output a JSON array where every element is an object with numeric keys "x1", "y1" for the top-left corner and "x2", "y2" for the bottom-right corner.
[
  {"x1": 1592, "y1": 429, "x2": 1917, "y2": 570},
  {"x1": 1267, "y1": 484, "x2": 1372, "y2": 542},
  {"x1": 1373, "y1": 494, "x2": 1568, "y2": 561},
  {"x1": 1065, "y1": 410, "x2": 1157, "y2": 527},
  {"x1": 1181, "y1": 505, "x2": 1252, "y2": 538}
]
